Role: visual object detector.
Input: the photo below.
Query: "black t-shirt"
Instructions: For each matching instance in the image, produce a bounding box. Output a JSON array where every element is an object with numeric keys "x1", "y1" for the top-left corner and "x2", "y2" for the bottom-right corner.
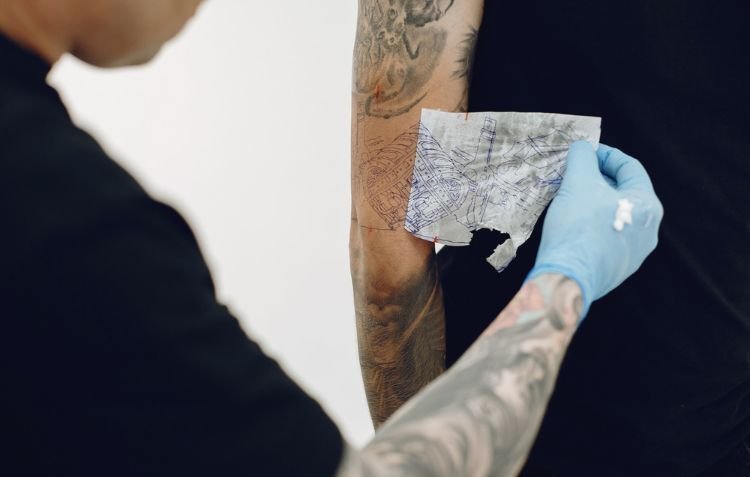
[
  {"x1": 0, "y1": 36, "x2": 343, "y2": 477},
  {"x1": 439, "y1": 1, "x2": 750, "y2": 476}
]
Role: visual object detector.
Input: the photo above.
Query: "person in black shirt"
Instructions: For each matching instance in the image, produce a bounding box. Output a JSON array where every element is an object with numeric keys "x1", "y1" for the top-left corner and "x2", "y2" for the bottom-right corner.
[
  {"x1": 351, "y1": 1, "x2": 749, "y2": 476},
  {"x1": 439, "y1": 2, "x2": 750, "y2": 476},
  {"x1": 1, "y1": 1, "x2": 663, "y2": 476}
]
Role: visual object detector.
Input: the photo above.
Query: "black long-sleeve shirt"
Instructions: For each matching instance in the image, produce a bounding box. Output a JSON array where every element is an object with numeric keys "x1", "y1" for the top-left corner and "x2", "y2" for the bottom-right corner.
[
  {"x1": 439, "y1": 1, "x2": 750, "y2": 475},
  {"x1": 0, "y1": 35, "x2": 343, "y2": 477}
]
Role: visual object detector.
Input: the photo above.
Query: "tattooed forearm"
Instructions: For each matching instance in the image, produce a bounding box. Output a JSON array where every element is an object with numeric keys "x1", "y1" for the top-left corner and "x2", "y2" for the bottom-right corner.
[
  {"x1": 338, "y1": 274, "x2": 582, "y2": 477},
  {"x1": 351, "y1": 102, "x2": 447, "y2": 427},
  {"x1": 352, "y1": 249, "x2": 446, "y2": 425}
]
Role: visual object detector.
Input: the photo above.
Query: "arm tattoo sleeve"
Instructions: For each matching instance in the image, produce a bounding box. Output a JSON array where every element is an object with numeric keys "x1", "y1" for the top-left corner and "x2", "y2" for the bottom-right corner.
[
  {"x1": 350, "y1": 0, "x2": 485, "y2": 428},
  {"x1": 351, "y1": 247, "x2": 446, "y2": 425},
  {"x1": 354, "y1": 0, "x2": 455, "y2": 118},
  {"x1": 338, "y1": 273, "x2": 583, "y2": 477}
]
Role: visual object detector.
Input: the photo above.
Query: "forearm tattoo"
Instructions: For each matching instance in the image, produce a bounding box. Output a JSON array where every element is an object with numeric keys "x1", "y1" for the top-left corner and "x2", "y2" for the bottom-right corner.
[
  {"x1": 351, "y1": 103, "x2": 447, "y2": 429},
  {"x1": 338, "y1": 274, "x2": 583, "y2": 477},
  {"x1": 351, "y1": 249, "x2": 446, "y2": 426}
]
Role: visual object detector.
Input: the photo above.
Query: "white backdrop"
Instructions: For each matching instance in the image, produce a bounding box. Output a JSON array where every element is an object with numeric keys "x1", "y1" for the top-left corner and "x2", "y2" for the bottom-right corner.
[{"x1": 49, "y1": 1, "x2": 373, "y2": 446}]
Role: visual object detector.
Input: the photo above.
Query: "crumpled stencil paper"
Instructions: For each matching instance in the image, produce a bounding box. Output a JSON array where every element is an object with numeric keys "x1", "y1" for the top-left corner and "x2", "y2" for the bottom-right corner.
[{"x1": 405, "y1": 110, "x2": 602, "y2": 271}]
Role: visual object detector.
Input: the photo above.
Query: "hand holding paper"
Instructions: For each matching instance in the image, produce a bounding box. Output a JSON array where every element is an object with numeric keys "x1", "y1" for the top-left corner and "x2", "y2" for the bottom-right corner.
[
  {"x1": 528, "y1": 142, "x2": 664, "y2": 318},
  {"x1": 405, "y1": 110, "x2": 602, "y2": 271}
]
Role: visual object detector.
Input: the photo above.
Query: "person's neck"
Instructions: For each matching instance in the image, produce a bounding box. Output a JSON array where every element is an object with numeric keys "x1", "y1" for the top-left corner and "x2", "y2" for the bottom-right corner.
[{"x1": 0, "y1": 1, "x2": 71, "y2": 65}]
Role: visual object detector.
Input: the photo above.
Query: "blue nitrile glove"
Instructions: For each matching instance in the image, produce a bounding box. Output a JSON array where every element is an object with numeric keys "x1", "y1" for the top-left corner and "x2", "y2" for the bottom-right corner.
[{"x1": 527, "y1": 141, "x2": 664, "y2": 319}]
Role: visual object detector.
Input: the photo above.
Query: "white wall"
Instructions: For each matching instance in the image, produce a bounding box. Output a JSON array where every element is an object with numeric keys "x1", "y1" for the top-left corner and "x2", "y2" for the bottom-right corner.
[{"x1": 49, "y1": 0, "x2": 373, "y2": 446}]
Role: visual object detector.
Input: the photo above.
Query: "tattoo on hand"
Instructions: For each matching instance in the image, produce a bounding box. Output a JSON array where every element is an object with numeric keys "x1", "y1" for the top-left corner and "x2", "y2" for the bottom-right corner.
[{"x1": 354, "y1": 0, "x2": 455, "y2": 118}]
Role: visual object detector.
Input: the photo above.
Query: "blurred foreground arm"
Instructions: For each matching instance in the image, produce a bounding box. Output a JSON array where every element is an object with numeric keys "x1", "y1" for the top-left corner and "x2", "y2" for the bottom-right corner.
[
  {"x1": 350, "y1": 0, "x2": 485, "y2": 426},
  {"x1": 338, "y1": 143, "x2": 663, "y2": 476}
]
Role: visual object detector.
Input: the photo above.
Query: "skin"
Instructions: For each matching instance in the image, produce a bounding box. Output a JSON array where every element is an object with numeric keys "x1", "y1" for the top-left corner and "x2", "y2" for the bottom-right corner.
[
  {"x1": 338, "y1": 273, "x2": 583, "y2": 476},
  {"x1": 351, "y1": 0, "x2": 485, "y2": 427},
  {"x1": 0, "y1": 0, "x2": 203, "y2": 67}
]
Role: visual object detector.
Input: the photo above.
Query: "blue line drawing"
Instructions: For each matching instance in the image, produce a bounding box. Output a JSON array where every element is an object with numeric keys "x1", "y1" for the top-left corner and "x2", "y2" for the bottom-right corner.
[{"x1": 405, "y1": 110, "x2": 601, "y2": 271}]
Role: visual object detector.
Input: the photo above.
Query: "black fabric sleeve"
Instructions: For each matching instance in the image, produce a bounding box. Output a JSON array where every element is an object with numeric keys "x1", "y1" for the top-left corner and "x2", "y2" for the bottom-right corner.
[{"x1": 1, "y1": 120, "x2": 343, "y2": 477}]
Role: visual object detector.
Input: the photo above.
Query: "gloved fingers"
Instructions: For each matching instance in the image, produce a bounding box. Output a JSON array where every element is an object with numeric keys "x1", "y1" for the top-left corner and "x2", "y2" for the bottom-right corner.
[
  {"x1": 601, "y1": 173, "x2": 617, "y2": 188},
  {"x1": 597, "y1": 144, "x2": 656, "y2": 193},
  {"x1": 561, "y1": 141, "x2": 604, "y2": 191},
  {"x1": 626, "y1": 195, "x2": 664, "y2": 228}
]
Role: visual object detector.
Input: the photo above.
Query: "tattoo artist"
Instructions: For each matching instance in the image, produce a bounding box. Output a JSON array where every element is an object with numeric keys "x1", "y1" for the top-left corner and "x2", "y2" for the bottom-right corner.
[{"x1": 0, "y1": 1, "x2": 662, "y2": 476}]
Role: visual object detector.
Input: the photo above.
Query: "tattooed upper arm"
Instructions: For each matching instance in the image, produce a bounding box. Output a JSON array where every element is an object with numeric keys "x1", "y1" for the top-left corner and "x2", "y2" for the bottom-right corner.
[
  {"x1": 450, "y1": 26, "x2": 478, "y2": 111},
  {"x1": 352, "y1": 0, "x2": 485, "y2": 229},
  {"x1": 354, "y1": 0, "x2": 483, "y2": 118}
]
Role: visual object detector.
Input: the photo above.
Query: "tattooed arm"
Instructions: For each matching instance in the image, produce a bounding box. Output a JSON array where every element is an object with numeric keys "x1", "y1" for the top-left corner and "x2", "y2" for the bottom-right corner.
[
  {"x1": 339, "y1": 141, "x2": 663, "y2": 477},
  {"x1": 339, "y1": 142, "x2": 663, "y2": 476},
  {"x1": 351, "y1": 0, "x2": 485, "y2": 427},
  {"x1": 338, "y1": 273, "x2": 581, "y2": 477}
]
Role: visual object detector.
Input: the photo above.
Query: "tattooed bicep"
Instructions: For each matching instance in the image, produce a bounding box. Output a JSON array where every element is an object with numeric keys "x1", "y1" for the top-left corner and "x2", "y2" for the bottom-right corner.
[{"x1": 354, "y1": 0, "x2": 479, "y2": 118}]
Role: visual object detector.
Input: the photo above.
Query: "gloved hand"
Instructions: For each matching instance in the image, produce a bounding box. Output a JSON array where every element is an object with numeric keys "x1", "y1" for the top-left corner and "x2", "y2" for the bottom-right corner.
[{"x1": 527, "y1": 141, "x2": 664, "y2": 319}]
